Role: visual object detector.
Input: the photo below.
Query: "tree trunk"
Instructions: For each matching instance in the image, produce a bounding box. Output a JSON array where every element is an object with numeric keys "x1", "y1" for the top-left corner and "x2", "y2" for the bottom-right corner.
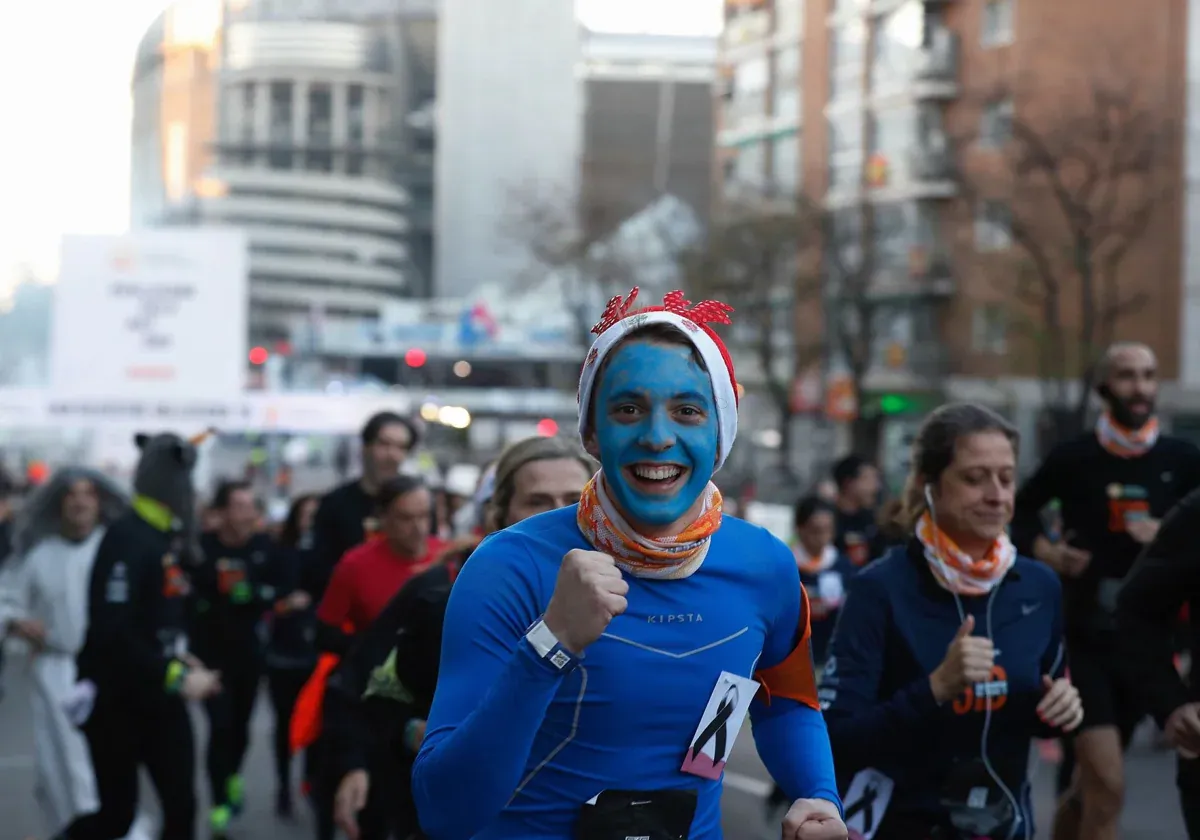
[
  {"x1": 851, "y1": 414, "x2": 884, "y2": 462},
  {"x1": 777, "y1": 405, "x2": 797, "y2": 480}
]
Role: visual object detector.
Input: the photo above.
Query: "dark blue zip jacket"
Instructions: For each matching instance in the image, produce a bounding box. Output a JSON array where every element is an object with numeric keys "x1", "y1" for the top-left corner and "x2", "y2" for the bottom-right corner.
[{"x1": 819, "y1": 540, "x2": 1066, "y2": 838}]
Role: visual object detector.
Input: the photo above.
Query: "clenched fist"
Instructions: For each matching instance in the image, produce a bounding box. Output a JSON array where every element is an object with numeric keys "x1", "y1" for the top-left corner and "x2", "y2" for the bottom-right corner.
[
  {"x1": 783, "y1": 798, "x2": 848, "y2": 840},
  {"x1": 929, "y1": 615, "x2": 995, "y2": 704},
  {"x1": 543, "y1": 549, "x2": 629, "y2": 654}
]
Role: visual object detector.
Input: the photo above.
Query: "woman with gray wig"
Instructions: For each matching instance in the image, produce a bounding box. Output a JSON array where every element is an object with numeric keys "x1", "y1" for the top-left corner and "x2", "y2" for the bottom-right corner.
[{"x1": 0, "y1": 468, "x2": 153, "y2": 840}]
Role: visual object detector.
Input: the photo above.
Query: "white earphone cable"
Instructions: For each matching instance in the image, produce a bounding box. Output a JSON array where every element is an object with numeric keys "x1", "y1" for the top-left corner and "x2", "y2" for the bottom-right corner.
[{"x1": 924, "y1": 485, "x2": 1028, "y2": 840}]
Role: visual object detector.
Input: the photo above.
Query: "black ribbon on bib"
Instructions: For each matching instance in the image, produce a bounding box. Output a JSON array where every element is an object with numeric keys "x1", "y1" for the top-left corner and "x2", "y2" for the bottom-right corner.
[
  {"x1": 845, "y1": 784, "x2": 879, "y2": 833},
  {"x1": 689, "y1": 683, "x2": 739, "y2": 765}
]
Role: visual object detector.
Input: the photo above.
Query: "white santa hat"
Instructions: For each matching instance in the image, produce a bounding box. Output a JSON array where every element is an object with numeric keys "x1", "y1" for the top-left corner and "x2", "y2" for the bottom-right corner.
[{"x1": 577, "y1": 288, "x2": 741, "y2": 471}]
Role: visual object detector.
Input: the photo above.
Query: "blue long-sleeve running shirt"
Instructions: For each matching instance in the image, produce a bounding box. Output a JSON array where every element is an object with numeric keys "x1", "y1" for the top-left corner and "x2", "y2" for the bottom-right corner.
[{"x1": 411, "y1": 506, "x2": 841, "y2": 840}]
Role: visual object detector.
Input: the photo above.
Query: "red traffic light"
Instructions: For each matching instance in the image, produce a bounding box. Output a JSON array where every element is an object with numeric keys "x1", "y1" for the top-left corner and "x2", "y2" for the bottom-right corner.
[
  {"x1": 535, "y1": 418, "x2": 559, "y2": 437},
  {"x1": 405, "y1": 348, "x2": 427, "y2": 368},
  {"x1": 249, "y1": 346, "x2": 269, "y2": 365}
]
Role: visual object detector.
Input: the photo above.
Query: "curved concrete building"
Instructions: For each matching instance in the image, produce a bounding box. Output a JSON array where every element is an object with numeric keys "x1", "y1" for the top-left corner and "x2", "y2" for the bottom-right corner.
[{"x1": 131, "y1": 0, "x2": 429, "y2": 344}]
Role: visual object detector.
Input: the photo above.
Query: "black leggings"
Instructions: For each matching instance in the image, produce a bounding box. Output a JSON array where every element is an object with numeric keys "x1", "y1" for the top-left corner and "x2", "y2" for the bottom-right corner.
[
  {"x1": 203, "y1": 661, "x2": 261, "y2": 808},
  {"x1": 267, "y1": 666, "x2": 312, "y2": 796},
  {"x1": 68, "y1": 697, "x2": 196, "y2": 840}
]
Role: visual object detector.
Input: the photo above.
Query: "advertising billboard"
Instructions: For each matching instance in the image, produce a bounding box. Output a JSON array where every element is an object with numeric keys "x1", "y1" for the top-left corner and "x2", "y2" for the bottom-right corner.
[{"x1": 50, "y1": 230, "x2": 249, "y2": 405}]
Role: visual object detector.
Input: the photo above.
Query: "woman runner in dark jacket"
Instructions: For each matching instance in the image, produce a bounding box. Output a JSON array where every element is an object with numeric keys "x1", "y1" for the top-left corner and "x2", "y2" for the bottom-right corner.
[
  {"x1": 821, "y1": 403, "x2": 1082, "y2": 840},
  {"x1": 323, "y1": 436, "x2": 594, "y2": 840}
]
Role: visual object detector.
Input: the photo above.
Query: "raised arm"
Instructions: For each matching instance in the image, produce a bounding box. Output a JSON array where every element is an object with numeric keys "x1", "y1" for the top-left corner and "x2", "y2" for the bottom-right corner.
[{"x1": 411, "y1": 533, "x2": 564, "y2": 839}]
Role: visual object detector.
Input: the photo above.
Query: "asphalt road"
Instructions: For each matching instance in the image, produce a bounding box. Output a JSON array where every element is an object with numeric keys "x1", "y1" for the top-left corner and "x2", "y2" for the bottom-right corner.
[{"x1": 0, "y1": 651, "x2": 1186, "y2": 839}]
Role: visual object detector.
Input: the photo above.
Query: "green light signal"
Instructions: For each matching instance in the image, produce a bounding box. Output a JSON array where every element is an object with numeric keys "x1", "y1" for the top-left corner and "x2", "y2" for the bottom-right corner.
[{"x1": 878, "y1": 394, "x2": 914, "y2": 415}]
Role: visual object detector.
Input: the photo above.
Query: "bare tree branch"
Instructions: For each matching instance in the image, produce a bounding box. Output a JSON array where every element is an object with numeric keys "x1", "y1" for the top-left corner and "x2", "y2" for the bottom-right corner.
[{"x1": 954, "y1": 71, "x2": 1173, "y2": 438}]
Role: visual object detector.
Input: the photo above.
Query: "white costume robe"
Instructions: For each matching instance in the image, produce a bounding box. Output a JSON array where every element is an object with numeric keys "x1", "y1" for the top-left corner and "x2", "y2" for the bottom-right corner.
[{"x1": 0, "y1": 529, "x2": 153, "y2": 839}]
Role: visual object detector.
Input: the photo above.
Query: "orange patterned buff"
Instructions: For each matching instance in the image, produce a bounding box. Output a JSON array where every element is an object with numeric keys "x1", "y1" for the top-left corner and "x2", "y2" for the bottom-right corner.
[
  {"x1": 1096, "y1": 412, "x2": 1160, "y2": 458},
  {"x1": 915, "y1": 511, "x2": 1015, "y2": 595},
  {"x1": 576, "y1": 472, "x2": 723, "y2": 580}
]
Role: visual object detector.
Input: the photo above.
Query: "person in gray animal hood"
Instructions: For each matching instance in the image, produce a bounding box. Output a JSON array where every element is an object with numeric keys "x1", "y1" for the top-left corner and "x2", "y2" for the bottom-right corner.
[{"x1": 70, "y1": 432, "x2": 224, "y2": 840}]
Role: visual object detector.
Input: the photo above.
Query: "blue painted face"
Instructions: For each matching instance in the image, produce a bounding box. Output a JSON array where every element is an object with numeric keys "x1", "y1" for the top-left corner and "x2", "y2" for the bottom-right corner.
[{"x1": 591, "y1": 340, "x2": 719, "y2": 530}]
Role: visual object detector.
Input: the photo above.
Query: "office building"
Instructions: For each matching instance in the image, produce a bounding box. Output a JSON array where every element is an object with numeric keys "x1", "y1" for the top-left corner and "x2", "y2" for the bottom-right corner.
[
  {"x1": 131, "y1": 0, "x2": 433, "y2": 345},
  {"x1": 578, "y1": 29, "x2": 718, "y2": 233},
  {"x1": 434, "y1": 0, "x2": 582, "y2": 297}
]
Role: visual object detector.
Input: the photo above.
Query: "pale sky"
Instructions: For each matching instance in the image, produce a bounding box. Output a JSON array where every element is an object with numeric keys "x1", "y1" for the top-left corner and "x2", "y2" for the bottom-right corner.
[{"x1": 0, "y1": 0, "x2": 723, "y2": 296}]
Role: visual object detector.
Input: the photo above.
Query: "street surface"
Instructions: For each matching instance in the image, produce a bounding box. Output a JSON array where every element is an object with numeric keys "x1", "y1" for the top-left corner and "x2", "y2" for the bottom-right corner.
[{"x1": 0, "y1": 651, "x2": 1185, "y2": 839}]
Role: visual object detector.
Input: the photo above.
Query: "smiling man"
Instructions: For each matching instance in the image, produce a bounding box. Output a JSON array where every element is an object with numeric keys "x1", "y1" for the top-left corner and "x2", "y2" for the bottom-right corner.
[
  {"x1": 411, "y1": 289, "x2": 845, "y2": 840},
  {"x1": 1012, "y1": 341, "x2": 1200, "y2": 840}
]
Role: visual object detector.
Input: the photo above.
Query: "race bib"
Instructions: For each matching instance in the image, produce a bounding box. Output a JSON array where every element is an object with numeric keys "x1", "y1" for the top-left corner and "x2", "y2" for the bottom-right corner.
[
  {"x1": 680, "y1": 671, "x2": 758, "y2": 780},
  {"x1": 844, "y1": 768, "x2": 894, "y2": 840}
]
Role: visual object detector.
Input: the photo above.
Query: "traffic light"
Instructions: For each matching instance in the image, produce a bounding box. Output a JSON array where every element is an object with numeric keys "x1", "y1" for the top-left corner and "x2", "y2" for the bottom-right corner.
[
  {"x1": 536, "y1": 418, "x2": 559, "y2": 437},
  {"x1": 405, "y1": 348, "x2": 427, "y2": 368},
  {"x1": 878, "y1": 393, "x2": 915, "y2": 415},
  {"x1": 249, "y1": 346, "x2": 269, "y2": 365}
]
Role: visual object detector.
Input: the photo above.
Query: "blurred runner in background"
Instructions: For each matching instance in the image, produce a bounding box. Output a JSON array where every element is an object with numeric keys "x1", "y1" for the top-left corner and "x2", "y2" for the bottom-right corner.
[
  {"x1": 326, "y1": 435, "x2": 594, "y2": 840},
  {"x1": 193, "y1": 480, "x2": 279, "y2": 838},
  {"x1": 1116, "y1": 486, "x2": 1200, "y2": 838},
  {"x1": 265, "y1": 494, "x2": 320, "y2": 819}
]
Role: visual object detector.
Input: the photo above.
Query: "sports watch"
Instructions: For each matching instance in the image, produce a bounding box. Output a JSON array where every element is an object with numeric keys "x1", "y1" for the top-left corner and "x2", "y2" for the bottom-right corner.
[{"x1": 523, "y1": 618, "x2": 581, "y2": 674}]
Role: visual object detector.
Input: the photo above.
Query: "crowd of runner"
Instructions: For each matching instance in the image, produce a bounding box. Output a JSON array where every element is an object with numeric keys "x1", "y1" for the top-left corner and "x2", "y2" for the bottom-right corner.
[{"x1": 0, "y1": 289, "x2": 1197, "y2": 840}]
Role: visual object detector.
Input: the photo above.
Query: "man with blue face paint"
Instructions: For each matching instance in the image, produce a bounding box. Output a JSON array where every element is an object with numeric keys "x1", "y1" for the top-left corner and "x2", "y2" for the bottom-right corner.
[{"x1": 411, "y1": 288, "x2": 846, "y2": 840}]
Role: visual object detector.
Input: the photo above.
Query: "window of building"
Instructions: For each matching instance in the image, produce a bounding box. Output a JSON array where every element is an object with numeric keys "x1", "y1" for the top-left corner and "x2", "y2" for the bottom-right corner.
[
  {"x1": 733, "y1": 141, "x2": 767, "y2": 192},
  {"x1": 735, "y1": 56, "x2": 770, "y2": 94},
  {"x1": 307, "y1": 85, "x2": 333, "y2": 172},
  {"x1": 775, "y1": 0, "x2": 804, "y2": 38},
  {"x1": 981, "y1": 0, "x2": 1014, "y2": 48},
  {"x1": 979, "y1": 98, "x2": 1013, "y2": 148},
  {"x1": 268, "y1": 81, "x2": 293, "y2": 170},
  {"x1": 827, "y1": 208, "x2": 864, "y2": 288},
  {"x1": 972, "y1": 304, "x2": 1008, "y2": 353},
  {"x1": 871, "y1": 201, "x2": 940, "y2": 272},
  {"x1": 827, "y1": 110, "x2": 865, "y2": 190},
  {"x1": 772, "y1": 45, "x2": 801, "y2": 119},
  {"x1": 240, "y1": 84, "x2": 256, "y2": 146},
  {"x1": 869, "y1": 0, "x2": 924, "y2": 96},
  {"x1": 771, "y1": 130, "x2": 800, "y2": 195},
  {"x1": 975, "y1": 200, "x2": 1012, "y2": 251},
  {"x1": 165, "y1": 121, "x2": 188, "y2": 203},
  {"x1": 828, "y1": 18, "x2": 866, "y2": 102},
  {"x1": 867, "y1": 105, "x2": 918, "y2": 185},
  {"x1": 347, "y1": 85, "x2": 365, "y2": 175}
]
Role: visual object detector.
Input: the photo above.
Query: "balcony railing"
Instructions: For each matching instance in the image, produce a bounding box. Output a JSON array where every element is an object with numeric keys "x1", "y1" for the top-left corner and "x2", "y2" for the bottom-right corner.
[
  {"x1": 914, "y1": 29, "x2": 959, "y2": 88},
  {"x1": 868, "y1": 246, "x2": 955, "y2": 300},
  {"x1": 908, "y1": 141, "x2": 955, "y2": 183}
]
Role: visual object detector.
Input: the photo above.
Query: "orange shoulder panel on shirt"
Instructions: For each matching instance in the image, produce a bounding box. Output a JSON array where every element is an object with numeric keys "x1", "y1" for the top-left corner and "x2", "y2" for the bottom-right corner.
[{"x1": 754, "y1": 585, "x2": 819, "y2": 710}]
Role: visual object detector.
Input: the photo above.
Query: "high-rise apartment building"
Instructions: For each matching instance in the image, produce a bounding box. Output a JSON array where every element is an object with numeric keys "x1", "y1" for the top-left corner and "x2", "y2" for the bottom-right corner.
[{"x1": 718, "y1": 0, "x2": 1197, "y2": 456}]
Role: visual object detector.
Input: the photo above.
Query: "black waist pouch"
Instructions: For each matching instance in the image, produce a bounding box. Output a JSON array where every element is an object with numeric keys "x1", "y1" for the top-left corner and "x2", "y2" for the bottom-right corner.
[
  {"x1": 576, "y1": 789, "x2": 698, "y2": 840},
  {"x1": 938, "y1": 759, "x2": 1018, "y2": 839}
]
